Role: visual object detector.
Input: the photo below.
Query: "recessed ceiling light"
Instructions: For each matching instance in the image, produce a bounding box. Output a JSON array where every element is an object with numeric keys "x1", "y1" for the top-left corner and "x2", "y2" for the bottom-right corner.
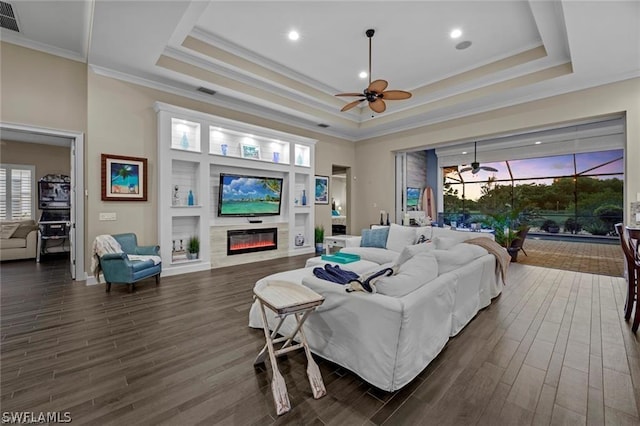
[
  {"x1": 535, "y1": 141, "x2": 542, "y2": 145},
  {"x1": 288, "y1": 30, "x2": 299, "y2": 41},
  {"x1": 359, "y1": 71, "x2": 368, "y2": 79},
  {"x1": 455, "y1": 41, "x2": 472, "y2": 50},
  {"x1": 462, "y1": 151, "x2": 468, "y2": 155},
  {"x1": 450, "y1": 28, "x2": 462, "y2": 39}
]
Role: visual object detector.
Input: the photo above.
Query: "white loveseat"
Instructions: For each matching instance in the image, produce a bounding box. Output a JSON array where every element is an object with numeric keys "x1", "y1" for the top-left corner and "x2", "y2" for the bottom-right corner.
[
  {"x1": 248, "y1": 224, "x2": 505, "y2": 391},
  {"x1": 0, "y1": 219, "x2": 39, "y2": 261}
]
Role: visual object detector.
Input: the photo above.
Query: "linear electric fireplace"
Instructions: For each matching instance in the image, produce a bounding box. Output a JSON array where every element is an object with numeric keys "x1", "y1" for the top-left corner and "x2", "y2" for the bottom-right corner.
[{"x1": 227, "y1": 228, "x2": 278, "y2": 255}]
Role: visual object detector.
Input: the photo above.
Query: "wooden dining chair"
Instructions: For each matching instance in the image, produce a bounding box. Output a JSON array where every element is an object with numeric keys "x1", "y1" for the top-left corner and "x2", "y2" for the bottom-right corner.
[{"x1": 615, "y1": 223, "x2": 640, "y2": 332}]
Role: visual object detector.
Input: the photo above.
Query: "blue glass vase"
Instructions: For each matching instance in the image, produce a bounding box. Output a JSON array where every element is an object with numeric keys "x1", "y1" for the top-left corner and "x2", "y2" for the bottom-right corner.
[
  {"x1": 188, "y1": 190, "x2": 194, "y2": 206},
  {"x1": 181, "y1": 132, "x2": 189, "y2": 149},
  {"x1": 301, "y1": 189, "x2": 307, "y2": 206}
]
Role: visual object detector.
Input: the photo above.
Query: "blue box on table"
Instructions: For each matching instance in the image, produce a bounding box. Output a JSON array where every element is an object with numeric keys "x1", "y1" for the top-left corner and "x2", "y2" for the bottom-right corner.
[{"x1": 320, "y1": 252, "x2": 361, "y2": 264}]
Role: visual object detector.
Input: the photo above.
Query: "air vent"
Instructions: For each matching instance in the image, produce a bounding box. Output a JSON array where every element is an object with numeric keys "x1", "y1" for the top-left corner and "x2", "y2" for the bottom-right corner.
[
  {"x1": 0, "y1": 1, "x2": 19, "y2": 32},
  {"x1": 197, "y1": 87, "x2": 216, "y2": 96},
  {"x1": 317, "y1": 123, "x2": 330, "y2": 128}
]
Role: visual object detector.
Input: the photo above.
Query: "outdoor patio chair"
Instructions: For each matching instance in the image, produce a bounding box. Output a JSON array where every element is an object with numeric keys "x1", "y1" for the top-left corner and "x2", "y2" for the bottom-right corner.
[{"x1": 615, "y1": 223, "x2": 640, "y2": 332}]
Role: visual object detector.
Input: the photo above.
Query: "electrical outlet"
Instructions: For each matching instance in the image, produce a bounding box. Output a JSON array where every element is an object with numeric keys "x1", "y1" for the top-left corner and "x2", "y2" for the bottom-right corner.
[{"x1": 99, "y1": 212, "x2": 117, "y2": 221}]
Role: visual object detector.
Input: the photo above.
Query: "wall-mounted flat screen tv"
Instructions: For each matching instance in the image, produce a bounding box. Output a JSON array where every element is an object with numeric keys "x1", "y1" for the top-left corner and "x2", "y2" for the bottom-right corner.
[
  {"x1": 218, "y1": 173, "x2": 283, "y2": 217},
  {"x1": 406, "y1": 187, "x2": 421, "y2": 208}
]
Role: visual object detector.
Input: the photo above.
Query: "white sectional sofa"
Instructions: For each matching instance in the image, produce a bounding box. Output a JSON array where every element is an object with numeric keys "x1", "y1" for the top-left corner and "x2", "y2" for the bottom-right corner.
[{"x1": 248, "y1": 224, "x2": 506, "y2": 391}]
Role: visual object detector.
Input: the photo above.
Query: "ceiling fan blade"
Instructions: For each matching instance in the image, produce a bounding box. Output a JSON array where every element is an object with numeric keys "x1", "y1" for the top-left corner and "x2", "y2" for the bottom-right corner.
[
  {"x1": 481, "y1": 166, "x2": 498, "y2": 172},
  {"x1": 459, "y1": 167, "x2": 472, "y2": 173},
  {"x1": 380, "y1": 90, "x2": 412, "y2": 100},
  {"x1": 368, "y1": 79, "x2": 388, "y2": 93},
  {"x1": 341, "y1": 99, "x2": 365, "y2": 112},
  {"x1": 369, "y1": 98, "x2": 386, "y2": 113},
  {"x1": 335, "y1": 93, "x2": 365, "y2": 97}
]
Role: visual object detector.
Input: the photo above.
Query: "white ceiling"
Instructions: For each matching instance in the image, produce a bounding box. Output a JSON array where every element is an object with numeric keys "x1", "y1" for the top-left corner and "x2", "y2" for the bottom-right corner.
[{"x1": 2, "y1": 1, "x2": 639, "y2": 141}]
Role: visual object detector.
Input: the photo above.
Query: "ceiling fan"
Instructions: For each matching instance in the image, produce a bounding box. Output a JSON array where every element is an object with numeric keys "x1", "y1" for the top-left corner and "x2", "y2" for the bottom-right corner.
[
  {"x1": 460, "y1": 142, "x2": 498, "y2": 174},
  {"x1": 335, "y1": 29, "x2": 412, "y2": 114}
]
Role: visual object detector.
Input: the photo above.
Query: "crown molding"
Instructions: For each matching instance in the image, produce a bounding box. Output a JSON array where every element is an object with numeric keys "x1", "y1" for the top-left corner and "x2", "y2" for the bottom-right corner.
[
  {"x1": 351, "y1": 71, "x2": 640, "y2": 141},
  {"x1": 0, "y1": 29, "x2": 86, "y2": 63},
  {"x1": 162, "y1": 46, "x2": 359, "y2": 123},
  {"x1": 89, "y1": 64, "x2": 359, "y2": 141}
]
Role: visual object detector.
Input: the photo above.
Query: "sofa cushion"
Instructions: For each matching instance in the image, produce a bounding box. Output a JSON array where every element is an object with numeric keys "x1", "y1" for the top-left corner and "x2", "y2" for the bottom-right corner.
[
  {"x1": 433, "y1": 244, "x2": 488, "y2": 274},
  {"x1": 0, "y1": 223, "x2": 20, "y2": 239},
  {"x1": 386, "y1": 224, "x2": 418, "y2": 253},
  {"x1": 360, "y1": 227, "x2": 389, "y2": 249},
  {"x1": 375, "y1": 251, "x2": 439, "y2": 297},
  {"x1": 396, "y1": 240, "x2": 434, "y2": 266},
  {"x1": 340, "y1": 247, "x2": 399, "y2": 265}
]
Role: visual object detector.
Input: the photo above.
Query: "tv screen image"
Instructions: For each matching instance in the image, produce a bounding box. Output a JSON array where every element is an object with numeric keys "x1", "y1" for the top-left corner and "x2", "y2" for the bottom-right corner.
[
  {"x1": 406, "y1": 187, "x2": 421, "y2": 208},
  {"x1": 218, "y1": 174, "x2": 283, "y2": 216}
]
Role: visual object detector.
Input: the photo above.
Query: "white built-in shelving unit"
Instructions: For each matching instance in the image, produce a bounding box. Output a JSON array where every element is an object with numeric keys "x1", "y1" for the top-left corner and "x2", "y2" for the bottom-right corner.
[{"x1": 155, "y1": 102, "x2": 316, "y2": 276}]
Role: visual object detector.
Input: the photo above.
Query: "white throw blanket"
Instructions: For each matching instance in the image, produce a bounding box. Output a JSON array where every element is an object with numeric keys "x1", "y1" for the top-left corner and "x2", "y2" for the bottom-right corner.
[{"x1": 91, "y1": 235, "x2": 161, "y2": 282}]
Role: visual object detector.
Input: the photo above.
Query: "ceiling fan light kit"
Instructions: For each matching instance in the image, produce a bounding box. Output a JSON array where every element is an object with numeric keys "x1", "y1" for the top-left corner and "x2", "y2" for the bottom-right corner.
[{"x1": 335, "y1": 29, "x2": 412, "y2": 114}]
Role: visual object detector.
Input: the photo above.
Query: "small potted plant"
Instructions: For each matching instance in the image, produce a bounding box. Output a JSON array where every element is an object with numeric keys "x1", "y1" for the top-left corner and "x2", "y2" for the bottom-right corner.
[
  {"x1": 187, "y1": 235, "x2": 200, "y2": 260},
  {"x1": 314, "y1": 225, "x2": 325, "y2": 255}
]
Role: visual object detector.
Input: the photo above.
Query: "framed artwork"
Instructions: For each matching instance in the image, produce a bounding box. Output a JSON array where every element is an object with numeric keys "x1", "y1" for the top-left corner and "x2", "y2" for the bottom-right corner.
[
  {"x1": 101, "y1": 154, "x2": 148, "y2": 201},
  {"x1": 315, "y1": 175, "x2": 329, "y2": 204},
  {"x1": 241, "y1": 144, "x2": 261, "y2": 160}
]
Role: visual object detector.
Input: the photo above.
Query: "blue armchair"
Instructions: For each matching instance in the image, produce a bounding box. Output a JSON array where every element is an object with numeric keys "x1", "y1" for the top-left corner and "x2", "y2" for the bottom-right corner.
[{"x1": 99, "y1": 233, "x2": 161, "y2": 292}]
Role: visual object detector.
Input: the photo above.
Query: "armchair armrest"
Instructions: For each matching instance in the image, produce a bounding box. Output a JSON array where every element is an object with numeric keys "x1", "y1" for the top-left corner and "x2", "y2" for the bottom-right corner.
[
  {"x1": 101, "y1": 252, "x2": 128, "y2": 262},
  {"x1": 135, "y1": 245, "x2": 160, "y2": 255}
]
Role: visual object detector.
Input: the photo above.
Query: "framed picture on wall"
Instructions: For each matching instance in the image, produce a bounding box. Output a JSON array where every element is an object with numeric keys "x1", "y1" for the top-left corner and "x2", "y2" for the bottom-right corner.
[
  {"x1": 240, "y1": 144, "x2": 261, "y2": 160},
  {"x1": 314, "y1": 175, "x2": 329, "y2": 204},
  {"x1": 101, "y1": 154, "x2": 148, "y2": 201}
]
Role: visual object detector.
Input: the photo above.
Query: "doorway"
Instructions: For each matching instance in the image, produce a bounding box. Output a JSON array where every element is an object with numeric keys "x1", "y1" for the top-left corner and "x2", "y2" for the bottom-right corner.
[
  {"x1": 331, "y1": 165, "x2": 350, "y2": 235},
  {"x1": 0, "y1": 122, "x2": 85, "y2": 280}
]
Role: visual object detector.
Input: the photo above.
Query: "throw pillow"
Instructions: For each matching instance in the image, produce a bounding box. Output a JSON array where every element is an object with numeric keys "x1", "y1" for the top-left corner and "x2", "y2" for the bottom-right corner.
[
  {"x1": 0, "y1": 223, "x2": 20, "y2": 239},
  {"x1": 360, "y1": 227, "x2": 389, "y2": 249},
  {"x1": 375, "y1": 251, "x2": 439, "y2": 297},
  {"x1": 433, "y1": 244, "x2": 488, "y2": 274},
  {"x1": 413, "y1": 226, "x2": 432, "y2": 244},
  {"x1": 395, "y1": 240, "x2": 434, "y2": 266},
  {"x1": 415, "y1": 234, "x2": 430, "y2": 244},
  {"x1": 386, "y1": 223, "x2": 418, "y2": 253},
  {"x1": 433, "y1": 236, "x2": 459, "y2": 250}
]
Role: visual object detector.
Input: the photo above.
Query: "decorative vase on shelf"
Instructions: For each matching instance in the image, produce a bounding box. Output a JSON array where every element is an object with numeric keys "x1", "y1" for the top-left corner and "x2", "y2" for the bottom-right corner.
[
  {"x1": 273, "y1": 152, "x2": 280, "y2": 163},
  {"x1": 187, "y1": 190, "x2": 194, "y2": 206},
  {"x1": 181, "y1": 132, "x2": 189, "y2": 149},
  {"x1": 295, "y1": 234, "x2": 305, "y2": 246},
  {"x1": 301, "y1": 190, "x2": 307, "y2": 206},
  {"x1": 386, "y1": 213, "x2": 390, "y2": 226},
  {"x1": 221, "y1": 144, "x2": 228, "y2": 156},
  {"x1": 380, "y1": 213, "x2": 384, "y2": 225},
  {"x1": 172, "y1": 185, "x2": 180, "y2": 206},
  {"x1": 296, "y1": 153, "x2": 304, "y2": 166}
]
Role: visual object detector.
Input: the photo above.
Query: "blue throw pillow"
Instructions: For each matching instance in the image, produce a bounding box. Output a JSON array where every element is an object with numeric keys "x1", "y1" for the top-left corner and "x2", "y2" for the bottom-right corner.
[
  {"x1": 332, "y1": 210, "x2": 340, "y2": 216},
  {"x1": 360, "y1": 227, "x2": 389, "y2": 248}
]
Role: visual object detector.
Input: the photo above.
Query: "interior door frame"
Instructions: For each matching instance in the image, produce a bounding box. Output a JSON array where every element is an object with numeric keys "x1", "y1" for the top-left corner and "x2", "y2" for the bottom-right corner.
[{"x1": 0, "y1": 122, "x2": 85, "y2": 280}]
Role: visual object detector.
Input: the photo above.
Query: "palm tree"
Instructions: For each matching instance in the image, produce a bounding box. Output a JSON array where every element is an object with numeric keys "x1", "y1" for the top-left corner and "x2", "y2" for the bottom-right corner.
[
  {"x1": 112, "y1": 165, "x2": 133, "y2": 184},
  {"x1": 262, "y1": 179, "x2": 281, "y2": 198}
]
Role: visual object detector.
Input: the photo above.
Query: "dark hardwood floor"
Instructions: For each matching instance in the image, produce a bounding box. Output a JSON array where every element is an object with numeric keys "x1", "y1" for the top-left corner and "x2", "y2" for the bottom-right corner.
[{"x1": 1, "y1": 256, "x2": 639, "y2": 425}]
